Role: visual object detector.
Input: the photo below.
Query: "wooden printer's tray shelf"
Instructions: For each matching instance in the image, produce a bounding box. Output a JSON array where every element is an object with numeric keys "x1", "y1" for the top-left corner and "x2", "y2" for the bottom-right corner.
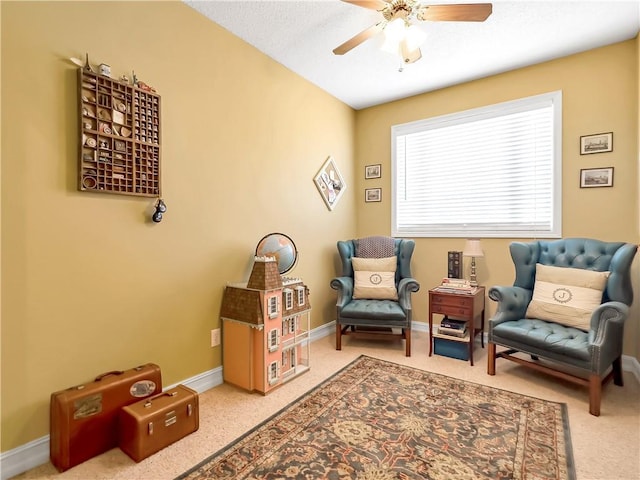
[{"x1": 78, "y1": 69, "x2": 161, "y2": 197}]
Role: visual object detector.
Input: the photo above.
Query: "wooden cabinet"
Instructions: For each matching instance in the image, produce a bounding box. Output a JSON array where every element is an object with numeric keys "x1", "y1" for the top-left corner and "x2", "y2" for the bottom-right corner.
[
  {"x1": 428, "y1": 287, "x2": 485, "y2": 365},
  {"x1": 78, "y1": 69, "x2": 161, "y2": 197}
]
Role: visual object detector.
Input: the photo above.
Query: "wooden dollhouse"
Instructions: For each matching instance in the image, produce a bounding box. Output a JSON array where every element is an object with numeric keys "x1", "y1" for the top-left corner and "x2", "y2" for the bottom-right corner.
[{"x1": 220, "y1": 256, "x2": 311, "y2": 394}]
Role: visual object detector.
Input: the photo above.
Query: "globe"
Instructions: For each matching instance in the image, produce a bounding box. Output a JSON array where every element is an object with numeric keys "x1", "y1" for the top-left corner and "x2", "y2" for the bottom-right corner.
[{"x1": 255, "y1": 233, "x2": 298, "y2": 275}]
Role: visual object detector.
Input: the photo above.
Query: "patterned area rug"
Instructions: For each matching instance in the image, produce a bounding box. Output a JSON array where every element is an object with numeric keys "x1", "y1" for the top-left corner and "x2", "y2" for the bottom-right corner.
[{"x1": 177, "y1": 355, "x2": 575, "y2": 480}]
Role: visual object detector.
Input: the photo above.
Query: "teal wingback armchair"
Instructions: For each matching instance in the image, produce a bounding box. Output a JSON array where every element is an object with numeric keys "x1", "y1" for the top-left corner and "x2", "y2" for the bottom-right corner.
[
  {"x1": 488, "y1": 238, "x2": 637, "y2": 416},
  {"x1": 330, "y1": 237, "x2": 420, "y2": 356}
]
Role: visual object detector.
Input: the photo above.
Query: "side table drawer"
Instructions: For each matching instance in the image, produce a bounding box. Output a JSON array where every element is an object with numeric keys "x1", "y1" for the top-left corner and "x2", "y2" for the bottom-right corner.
[
  {"x1": 431, "y1": 295, "x2": 474, "y2": 308},
  {"x1": 431, "y1": 304, "x2": 472, "y2": 317}
]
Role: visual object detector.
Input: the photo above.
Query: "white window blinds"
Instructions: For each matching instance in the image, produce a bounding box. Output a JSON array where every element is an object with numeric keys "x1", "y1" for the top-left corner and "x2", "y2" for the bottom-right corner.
[{"x1": 392, "y1": 91, "x2": 562, "y2": 238}]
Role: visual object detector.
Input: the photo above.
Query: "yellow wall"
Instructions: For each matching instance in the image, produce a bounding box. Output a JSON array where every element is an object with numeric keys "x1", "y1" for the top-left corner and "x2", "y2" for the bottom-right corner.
[
  {"x1": 1, "y1": 1, "x2": 355, "y2": 450},
  {"x1": 355, "y1": 40, "x2": 639, "y2": 354},
  {"x1": 636, "y1": 35, "x2": 640, "y2": 362},
  {"x1": 1, "y1": 0, "x2": 639, "y2": 455}
]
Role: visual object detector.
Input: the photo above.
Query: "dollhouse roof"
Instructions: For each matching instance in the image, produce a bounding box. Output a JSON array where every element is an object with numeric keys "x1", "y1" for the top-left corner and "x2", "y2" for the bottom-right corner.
[
  {"x1": 220, "y1": 286, "x2": 264, "y2": 325},
  {"x1": 247, "y1": 257, "x2": 282, "y2": 291}
]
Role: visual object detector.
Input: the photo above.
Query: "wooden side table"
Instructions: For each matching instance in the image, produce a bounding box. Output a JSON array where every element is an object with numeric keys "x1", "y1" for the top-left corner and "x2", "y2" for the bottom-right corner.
[{"x1": 428, "y1": 286, "x2": 485, "y2": 366}]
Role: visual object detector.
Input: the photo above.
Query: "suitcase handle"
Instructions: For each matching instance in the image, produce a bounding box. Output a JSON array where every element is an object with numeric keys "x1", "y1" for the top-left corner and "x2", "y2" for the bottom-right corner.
[
  {"x1": 94, "y1": 370, "x2": 124, "y2": 381},
  {"x1": 143, "y1": 391, "x2": 178, "y2": 408}
]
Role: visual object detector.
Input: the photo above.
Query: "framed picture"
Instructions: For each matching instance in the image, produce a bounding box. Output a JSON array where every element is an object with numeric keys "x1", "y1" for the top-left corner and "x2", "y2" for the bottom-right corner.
[
  {"x1": 365, "y1": 164, "x2": 381, "y2": 179},
  {"x1": 365, "y1": 188, "x2": 382, "y2": 202},
  {"x1": 580, "y1": 132, "x2": 613, "y2": 155},
  {"x1": 580, "y1": 167, "x2": 614, "y2": 188},
  {"x1": 314, "y1": 156, "x2": 346, "y2": 211}
]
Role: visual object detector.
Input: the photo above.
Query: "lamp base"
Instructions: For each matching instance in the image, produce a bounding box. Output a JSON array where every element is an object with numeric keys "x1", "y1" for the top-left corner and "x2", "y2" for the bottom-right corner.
[{"x1": 469, "y1": 257, "x2": 478, "y2": 286}]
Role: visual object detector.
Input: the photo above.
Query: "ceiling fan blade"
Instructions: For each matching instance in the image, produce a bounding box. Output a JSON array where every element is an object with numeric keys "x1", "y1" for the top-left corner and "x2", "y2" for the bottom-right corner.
[
  {"x1": 341, "y1": 0, "x2": 388, "y2": 11},
  {"x1": 333, "y1": 22, "x2": 386, "y2": 55},
  {"x1": 400, "y1": 40, "x2": 422, "y2": 64},
  {"x1": 416, "y1": 3, "x2": 492, "y2": 22}
]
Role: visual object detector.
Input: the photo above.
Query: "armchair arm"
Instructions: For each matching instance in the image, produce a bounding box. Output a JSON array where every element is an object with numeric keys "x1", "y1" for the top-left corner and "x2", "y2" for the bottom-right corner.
[
  {"x1": 330, "y1": 276, "x2": 353, "y2": 309},
  {"x1": 589, "y1": 301, "x2": 629, "y2": 374},
  {"x1": 398, "y1": 277, "x2": 420, "y2": 311},
  {"x1": 488, "y1": 285, "x2": 532, "y2": 326}
]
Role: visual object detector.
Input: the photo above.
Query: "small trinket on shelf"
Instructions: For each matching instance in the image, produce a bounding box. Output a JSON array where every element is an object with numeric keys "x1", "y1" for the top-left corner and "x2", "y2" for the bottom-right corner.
[
  {"x1": 137, "y1": 81, "x2": 156, "y2": 93},
  {"x1": 84, "y1": 53, "x2": 93, "y2": 72},
  {"x1": 98, "y1": 63, "x2": 111, "y2": 77}
]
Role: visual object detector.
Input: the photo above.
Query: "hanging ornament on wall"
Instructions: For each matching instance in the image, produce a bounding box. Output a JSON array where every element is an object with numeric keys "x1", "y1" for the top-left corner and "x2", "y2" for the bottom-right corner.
[{"x1": 152, "y1": 198, "x2": 166, "y2": 223}]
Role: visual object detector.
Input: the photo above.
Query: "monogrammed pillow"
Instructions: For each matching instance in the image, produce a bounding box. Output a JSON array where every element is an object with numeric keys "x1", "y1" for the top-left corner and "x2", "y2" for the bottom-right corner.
[
  {"x1": 352, "y1": 256, "x2": 398, "y2": 300},
  {"x1": 525, "y1": 263, "x2": 610, "y2": 330}
]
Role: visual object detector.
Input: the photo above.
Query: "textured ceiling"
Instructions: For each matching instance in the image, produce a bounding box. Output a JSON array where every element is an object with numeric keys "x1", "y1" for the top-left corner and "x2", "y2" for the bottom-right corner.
[{"x1": 185, "y1": 1, "x2": 640, "y2": 109}]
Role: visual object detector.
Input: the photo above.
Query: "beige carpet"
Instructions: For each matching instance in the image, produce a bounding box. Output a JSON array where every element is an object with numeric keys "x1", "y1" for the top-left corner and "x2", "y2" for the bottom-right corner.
[{"x1": 11, "y1": 330, "x2": 640, "y2": 480}]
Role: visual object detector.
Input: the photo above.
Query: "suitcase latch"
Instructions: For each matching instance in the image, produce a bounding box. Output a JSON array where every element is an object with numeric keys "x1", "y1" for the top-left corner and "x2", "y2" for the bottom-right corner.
[{"x1": 148, "y1": 422, "x2": 153, "y2": 435}]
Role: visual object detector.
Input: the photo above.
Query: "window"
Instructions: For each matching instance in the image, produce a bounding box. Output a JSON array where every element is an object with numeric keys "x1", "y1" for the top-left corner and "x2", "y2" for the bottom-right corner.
[
  {"x1": 268, "y1": 296, "x2": 279, "y2": 318},
  {"x1": 284, "y1": 289, "x2": 293, "y2": 310},
  {"x1": 296, "y1": 286, "x2": 305, "y2": 306},
  {"x1": 268, "y1": 361, "x2": 279, "y2": 384},
  {"x1": 268, "y1": 329, "x2": 279, "y2": 352},
  {"x1": 392, "y1": 91, "x2": 562, "y2": 238}
]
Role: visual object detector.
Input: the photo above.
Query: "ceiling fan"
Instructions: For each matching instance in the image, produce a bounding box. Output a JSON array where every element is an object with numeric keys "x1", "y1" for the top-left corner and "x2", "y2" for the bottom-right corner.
[{"x1": 333, "y1": 1, "x2": 492, "y2": 64}]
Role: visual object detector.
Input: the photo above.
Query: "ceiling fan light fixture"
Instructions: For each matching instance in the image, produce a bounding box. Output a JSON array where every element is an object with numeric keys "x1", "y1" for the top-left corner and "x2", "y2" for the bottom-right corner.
[
  {"x1": 404, "y1": 23, "x2": 426, "y2": 51},
  {"x1": 382, "y1": 17, "x2": 406, "y2": 44},
  {"x1": 380, "y1": 18, "x2": 425, "y2": 62}
]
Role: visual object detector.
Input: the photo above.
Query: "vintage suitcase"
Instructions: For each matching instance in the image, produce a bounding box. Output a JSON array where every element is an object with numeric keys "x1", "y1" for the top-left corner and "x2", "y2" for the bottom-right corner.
[
  {"x1": 119, "y1": 384, "x2": 199, "y2": 462},
  {"x1": 50, "y1": 363, "x2": 162, "y2": 472}
]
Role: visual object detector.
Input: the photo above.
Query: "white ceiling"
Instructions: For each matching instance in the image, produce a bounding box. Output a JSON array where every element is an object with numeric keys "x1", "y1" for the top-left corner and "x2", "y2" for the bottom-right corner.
[{"x1": 185, "y1": 0, "x2": 640, "y2": 110}]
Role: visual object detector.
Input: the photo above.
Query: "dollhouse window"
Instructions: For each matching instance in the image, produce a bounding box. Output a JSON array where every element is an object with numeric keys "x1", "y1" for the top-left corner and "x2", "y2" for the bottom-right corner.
[
  {"x1": 268, "y1": 296, "x2": 279, "y2": 318},
  {"x1": 284, "y1": 289, "x2": 293, "y2": 310},
  {"x1": 268, "y1": 361, "x2": 279, "y2": 384},
  {"x1": 289, "y1": 316, "x2": 296, "y2": 334},
  {"x1": 268, "y1": 328, "x2": 279, "y2": 352},
  {"x1": 296, "y1": 286, "x2": 305, "y2": 306}
]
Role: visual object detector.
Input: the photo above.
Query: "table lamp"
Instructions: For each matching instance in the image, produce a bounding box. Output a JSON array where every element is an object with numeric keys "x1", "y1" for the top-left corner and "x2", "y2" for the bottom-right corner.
[{"x1": 463, "y1": 239, "x2": 484, "y2": 286}]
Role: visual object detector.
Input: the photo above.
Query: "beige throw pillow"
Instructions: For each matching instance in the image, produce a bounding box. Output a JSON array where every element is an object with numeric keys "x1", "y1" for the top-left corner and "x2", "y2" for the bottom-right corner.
[
  {"x1": 352, "y1": 256, "x2": 398, "y2": 300},
  {"x1": 525, "y1": 263, "x2": 610, "y2": 330}
]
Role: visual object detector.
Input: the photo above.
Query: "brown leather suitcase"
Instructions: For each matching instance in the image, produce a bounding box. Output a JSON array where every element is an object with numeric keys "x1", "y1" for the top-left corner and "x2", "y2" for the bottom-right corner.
[
  {"x1": 50, "y1": 363, "x2": 162, "y2": 472},
  {"x1": 119, "y1": 384, "x2": 199, "y2": 462}
]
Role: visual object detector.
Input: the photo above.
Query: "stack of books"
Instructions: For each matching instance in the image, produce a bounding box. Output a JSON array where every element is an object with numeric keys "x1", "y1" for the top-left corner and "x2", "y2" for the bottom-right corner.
[
  {"x1": 434, "y1": 278, "x2": 478, "y2": 295},
  {"x1": 437, "y1": 317, "x2": 467, "y2": 338}
]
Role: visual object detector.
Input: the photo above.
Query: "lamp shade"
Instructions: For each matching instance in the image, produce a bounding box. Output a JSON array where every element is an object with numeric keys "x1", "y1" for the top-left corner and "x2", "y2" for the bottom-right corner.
[{"x1": 463, "y1": 239, "x2": 484, "y2": 257}]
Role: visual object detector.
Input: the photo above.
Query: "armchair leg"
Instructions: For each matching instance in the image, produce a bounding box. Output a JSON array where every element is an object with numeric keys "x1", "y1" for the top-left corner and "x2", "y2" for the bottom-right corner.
[
  {"x1": 336, "y1": 323, "x2": 342, "y2": 351},
  {"x1": 404, "y1": 328, "x2": 411, "y2": 357},
  {"x1": 487, "y1": 342, "x2": 496, "y2": 375},
  {"x1": 589, "y1": 374, "x2": 602, "y2": 416},
  {"x1": 613, "y1": 357, "x2": 624, "y2": 386}
]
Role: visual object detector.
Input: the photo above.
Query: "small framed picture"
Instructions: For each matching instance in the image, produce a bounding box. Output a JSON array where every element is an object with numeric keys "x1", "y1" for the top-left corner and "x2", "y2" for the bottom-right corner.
[
  {"x1": 114, "y1": 140, "x2": 126, "y2": 152},
  {"x1": 580, "y1": 132, "x2": 613, "y2": 155},
  {"x1": 580, "y1": 167, "x2": 614, "y2": 188},
  {"x1": 365, "y1": 188, "x2": 382, "y2": 202},
  {"x1": 365, "y1": 164, "x2": 381, "y2": 179}
]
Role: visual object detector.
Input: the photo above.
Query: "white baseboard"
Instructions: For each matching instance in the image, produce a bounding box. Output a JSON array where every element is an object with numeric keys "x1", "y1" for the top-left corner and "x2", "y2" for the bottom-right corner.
[
  {"x1": 0, "y1": 436, "x2": 51, "y2": 480},
  {"x1": 1, "y1": 320, "x2": 636, "y2": 480}
]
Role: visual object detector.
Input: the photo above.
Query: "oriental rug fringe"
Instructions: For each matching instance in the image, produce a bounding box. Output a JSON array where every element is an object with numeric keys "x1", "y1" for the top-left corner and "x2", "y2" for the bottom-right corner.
[{"x1": 177, "y1": 355, "x2": 574, "y2": 480}]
